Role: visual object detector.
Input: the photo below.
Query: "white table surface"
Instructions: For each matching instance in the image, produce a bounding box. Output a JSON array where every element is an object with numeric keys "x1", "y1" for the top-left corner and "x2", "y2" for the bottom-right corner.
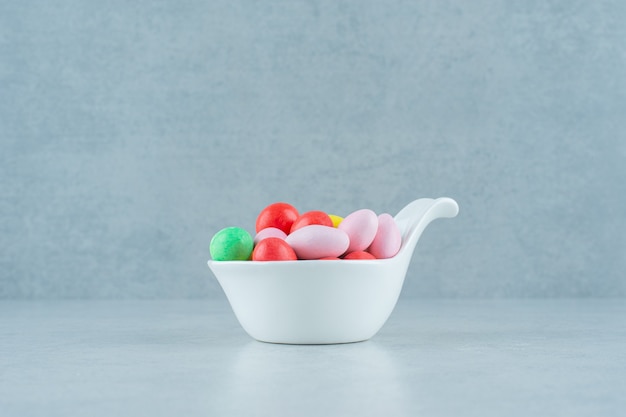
[{"x1": 1, "y1": 298, "x2": 624, "y2": 417}]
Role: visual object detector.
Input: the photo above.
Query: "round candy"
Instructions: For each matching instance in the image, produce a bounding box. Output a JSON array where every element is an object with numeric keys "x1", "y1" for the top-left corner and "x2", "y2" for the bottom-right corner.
[
  {"x1": 343, "y1": 251, "x2": 377, "y2": 260},
  {"x1": 285, "y1": 225, "x2": 350, "y2": 260},
  {"x1": 328, "y1": 214, "x2": 343, "y2": 228},
  {"x1": 210, "y1": 227, "x2": 254, "y2": 261},
  {"x1": 252, "y1": 237, "x2": 297, "y2": 261},
  {"x1": 367, "y1": 213, "x2": 402, "y2": 259},
  {"x1": 254, "y1": 227, "x2": 287, "y2": 245},
  {"x1": 256, "y1": 202, "x2": 299, "y2": 235},
  {"x1": 290, "y1": 211, "x2": 333, "y2": 233},
  {"x1": 338, "y1": 209, "x2": 378, "y2": 253}
]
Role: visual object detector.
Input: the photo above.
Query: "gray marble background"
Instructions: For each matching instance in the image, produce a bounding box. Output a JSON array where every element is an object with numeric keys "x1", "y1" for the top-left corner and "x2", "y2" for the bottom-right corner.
[{"x1": 1, "y1": 0, "x2": 625, "y2": 298}]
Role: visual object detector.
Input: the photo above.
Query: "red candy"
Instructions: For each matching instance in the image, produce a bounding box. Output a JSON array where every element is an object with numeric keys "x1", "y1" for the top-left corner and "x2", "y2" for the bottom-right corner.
[
  {"x1": 256, "y1": 202, "x2": 299, "y2": 235},
  {"x1": 343, "y1": 251, "x2": 377, "y2": 260},
  {"x1": 290, "y1": 211, "x2": 333, "y2": 233},
  {"x1": 252, "y1": 237, "x2": 298, "y2": 261}
]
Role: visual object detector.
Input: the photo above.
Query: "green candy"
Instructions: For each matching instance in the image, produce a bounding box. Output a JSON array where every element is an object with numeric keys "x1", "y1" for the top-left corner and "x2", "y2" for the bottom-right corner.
[{"x1": 210, "y1": 227, "x2": 254, "y2": 261}]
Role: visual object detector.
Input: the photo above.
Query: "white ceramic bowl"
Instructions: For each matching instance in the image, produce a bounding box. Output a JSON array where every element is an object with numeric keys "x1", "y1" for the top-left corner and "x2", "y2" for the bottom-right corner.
[{"x1": 208, "y1": 197, "x2": 459, "y2": 344}]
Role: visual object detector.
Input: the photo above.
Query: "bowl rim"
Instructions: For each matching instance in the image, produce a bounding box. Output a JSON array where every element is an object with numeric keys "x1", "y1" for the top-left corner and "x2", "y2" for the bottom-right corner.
[{"x1": 207, "y1": 257, "x2": 395, "y2": 267}]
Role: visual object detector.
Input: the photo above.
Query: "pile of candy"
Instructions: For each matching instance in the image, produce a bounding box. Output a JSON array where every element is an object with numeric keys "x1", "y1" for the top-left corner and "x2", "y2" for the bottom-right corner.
[{"x1": 210, "y1": 202, "x2": 402, "y2": 261}]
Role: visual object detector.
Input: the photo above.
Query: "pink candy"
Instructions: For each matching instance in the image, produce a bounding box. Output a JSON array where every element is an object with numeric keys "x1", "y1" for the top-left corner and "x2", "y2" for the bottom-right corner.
[
  {"x1": 368, "y1": 213, "x2": 402, "y2": 259},
  {"x1": 286, "y1": 225, "x2": 350, "y2": 260},
  {"x1": 254, "y1": 227, "x2": 287, "y2": 244},
  {"x1": 338, "y1": 209, "x2": 378, "y2": 253}
]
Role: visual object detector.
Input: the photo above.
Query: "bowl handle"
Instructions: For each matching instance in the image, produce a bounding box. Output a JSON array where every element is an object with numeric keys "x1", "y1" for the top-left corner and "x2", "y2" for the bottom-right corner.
[{"x1": 393, "y1": 197, "x2": 459, "y2": 261}]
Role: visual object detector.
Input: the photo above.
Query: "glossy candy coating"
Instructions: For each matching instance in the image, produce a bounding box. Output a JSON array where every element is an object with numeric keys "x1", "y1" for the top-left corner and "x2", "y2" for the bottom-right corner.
[
  {"x1": 210, "y1": 227, "x2": 254, "y2": 261},
  {"x1": 254, "y1": 227, "x2": 287, "y2": 245},
  {"x1": 338, "y1": 209, "x2": 378, "y2": 253},
  {"x1": 367, "y1": 213, "x2": 402, "y2": 259},
  {"x1": 343, "y1": 251, "x2": 377, "y2": 260},
  {"x1": 213, "y1": 202, "x2": 404, "y2": 262},
  {"x1": 285, "y1": 225, "x2": 350, "y2": 260},
  {"x1": 290, "y1": 211, "x2": 333, "y2": 233},
  {"x1": 252, "y1": 237, "x2": 297, "y2": 261},
  {"x1": 256, "y1": 202, "x2": 299, "y2": 235}
]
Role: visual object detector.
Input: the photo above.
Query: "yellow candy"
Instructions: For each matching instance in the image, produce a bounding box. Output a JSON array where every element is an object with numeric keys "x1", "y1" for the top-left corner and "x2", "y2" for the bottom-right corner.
[{"x1": 328, "y1": 214, "x2": 344, "y2": 228}]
